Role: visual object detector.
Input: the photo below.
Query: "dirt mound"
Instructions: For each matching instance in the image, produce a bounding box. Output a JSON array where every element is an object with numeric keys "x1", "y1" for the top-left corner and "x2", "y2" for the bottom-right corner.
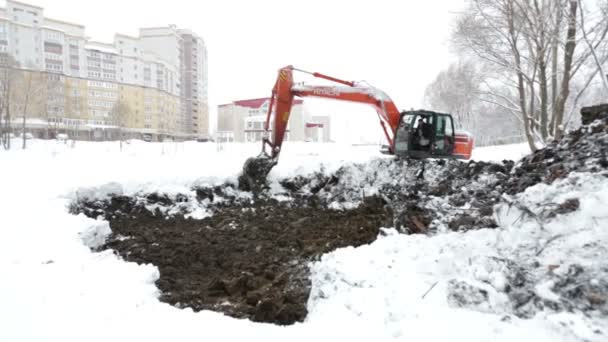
[
  {"x1": 506, "y1": 122, "x2": 608, "y2": 194},
  {"x1": 278, "y1": 158, "x2": 512, "y2": 234},
  {"x1": 75, "y1": 195, "x2": 392, "y2": 325}
]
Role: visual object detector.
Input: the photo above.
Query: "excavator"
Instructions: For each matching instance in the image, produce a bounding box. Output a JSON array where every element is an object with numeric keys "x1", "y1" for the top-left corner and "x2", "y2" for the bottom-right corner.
[{"x1": 239, "y1": 65, "x2": 474, "y2": 191}]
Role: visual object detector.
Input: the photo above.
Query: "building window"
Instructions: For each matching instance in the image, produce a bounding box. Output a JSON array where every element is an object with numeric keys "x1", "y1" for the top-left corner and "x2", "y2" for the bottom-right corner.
[{"x1": 45, "y1": 31, "x2": 62, "y2": 42}]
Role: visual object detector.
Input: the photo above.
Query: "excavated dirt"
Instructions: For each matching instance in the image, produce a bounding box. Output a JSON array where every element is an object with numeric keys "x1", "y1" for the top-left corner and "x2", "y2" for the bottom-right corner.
[
  {"x1": 75, "y1": 195, "x2": 392, "y2": 325},
  {"x1": 72, "y1": 103, "x2": 608, "y2": 325}
]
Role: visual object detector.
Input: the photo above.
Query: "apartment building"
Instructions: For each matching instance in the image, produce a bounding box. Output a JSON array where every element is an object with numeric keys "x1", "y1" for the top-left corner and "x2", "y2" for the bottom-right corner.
[
  {"x1": 138, "y1": 26, "x2": 209, "y2": 137},
  {"x1": 217, "y1": 98, "x2": 331, "y2": 143},
  {"x1": 0, "y1": 0, "x2": 209, "y2": 141}
]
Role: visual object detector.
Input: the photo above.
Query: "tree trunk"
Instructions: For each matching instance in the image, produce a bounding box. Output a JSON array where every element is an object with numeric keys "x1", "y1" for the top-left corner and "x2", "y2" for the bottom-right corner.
[
  {"x1": 0, "y1": 101, "x2": 4, "y2": 149},
  {"x1": 528, "y1": 78, "x2": 537, "y2": 132},
  {"x1": 21, "y1": 74, "x2": 31, "y2": 150},
  {"x1": 554, "y1": 0, "x2": 578, "y2": 140},
  {"x1": 6, "y1": 78, "x2": 11, "y2": 150},
  {"x1": 549, "y1": 1, "x2": 563, "y2": 135},
  {"x1": 507, "y1": 0, "x2": 538, "y2": 152},
  {"x1": 538, "y1": 53, "x2": 549, "y2": 139},
  {"x1": 21, "y1": 112, "x2": 26, "y2": 149}
]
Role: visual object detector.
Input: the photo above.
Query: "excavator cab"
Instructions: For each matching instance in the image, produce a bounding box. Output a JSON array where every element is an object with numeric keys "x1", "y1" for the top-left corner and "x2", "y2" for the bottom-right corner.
[{"x1": 393, "y1": 110, "x2": 457, "y2": 159}]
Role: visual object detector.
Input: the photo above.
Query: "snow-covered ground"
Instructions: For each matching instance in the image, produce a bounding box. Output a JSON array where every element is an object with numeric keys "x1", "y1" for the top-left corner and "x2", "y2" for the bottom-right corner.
[
  {"x1": 472, "y1": 142, "x2": 530, "y2": 162},
  {"x1": 1, "y1": 139, "x2": 604, "y2": 342}
]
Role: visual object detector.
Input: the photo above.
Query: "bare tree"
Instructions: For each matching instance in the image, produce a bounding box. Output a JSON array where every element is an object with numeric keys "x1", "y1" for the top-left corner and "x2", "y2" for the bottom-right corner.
[
  {"x1": 110, "y1": 100, "x2": 131, "y2": 151},
  {"x1": 43, "y1": 75, "x2": 64, "y2": 139},
  {"x1": 577, "y1": 0, "x2": 608, "y2": 95},
  {"x1": 0, "y1": 55, "x2": 19, "y2": 150},
  {"x1": 11, "y1": 70, "x2": 47, "y2": 149},
  {"x1": 424, "y1": 61, "x2": 482, "y2": 130},
  {"x1": 425, "y1": 61, "x2": 522, "y2": 145},
  {"x1": 452, "y1": 0, "x2": 608, "y2": 151}
]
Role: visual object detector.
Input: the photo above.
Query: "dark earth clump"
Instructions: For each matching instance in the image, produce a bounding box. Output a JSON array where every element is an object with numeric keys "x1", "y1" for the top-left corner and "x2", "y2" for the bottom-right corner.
[
  {"x1": 74, "y1": 195, "x2": 392, "y2": 325},
  {"x1": 238, "y1": 155, "x2": 276, "y2": 193}
]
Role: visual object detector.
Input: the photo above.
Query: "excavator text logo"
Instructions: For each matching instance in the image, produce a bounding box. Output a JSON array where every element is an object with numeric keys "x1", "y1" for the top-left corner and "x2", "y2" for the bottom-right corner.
[{"x1": 312, "y1": 88, "x2": 341, "y2": 97}]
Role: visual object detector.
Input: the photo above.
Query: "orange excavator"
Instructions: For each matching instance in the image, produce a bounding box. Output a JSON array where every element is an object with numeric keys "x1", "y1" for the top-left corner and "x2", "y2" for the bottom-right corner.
[{"x1": 239, "y1": 65, "x2": 474, "y2": 190}]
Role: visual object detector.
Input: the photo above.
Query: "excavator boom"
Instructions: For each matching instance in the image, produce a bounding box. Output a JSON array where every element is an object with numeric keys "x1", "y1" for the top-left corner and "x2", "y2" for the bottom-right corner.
[{"x1": 261, "y1": 65, "x2": 401, "y2": 160}]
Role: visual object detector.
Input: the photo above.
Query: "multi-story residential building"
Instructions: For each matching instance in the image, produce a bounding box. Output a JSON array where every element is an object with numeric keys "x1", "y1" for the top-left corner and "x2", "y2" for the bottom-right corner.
[
  {"x1": 0, "y1": 0, "x2": 209, "y2": 141},
  {"x1": 217, "y1": 98, "x2": 331, "y2": 143},
  {"x1": 178, "y1": 29, "x2": 208, "y2": 138},
  {"x1": 138, "y1": 26, "x2": 209, "y2": 137}
]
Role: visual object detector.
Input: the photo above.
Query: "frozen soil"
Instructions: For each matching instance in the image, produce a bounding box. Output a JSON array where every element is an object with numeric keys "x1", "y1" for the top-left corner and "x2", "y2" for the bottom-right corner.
[
  {"x1": 72, "y1": 104, "x2": 608, "y2": 326},
  {"x1": 74, "y1": 192, "x2": 392, "y2": 325}
]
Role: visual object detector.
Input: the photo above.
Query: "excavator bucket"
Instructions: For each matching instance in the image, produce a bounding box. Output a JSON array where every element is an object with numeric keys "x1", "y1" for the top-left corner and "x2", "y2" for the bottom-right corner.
[{"x1": 238, "y1": 155, "x2": 277, "y2": 192}]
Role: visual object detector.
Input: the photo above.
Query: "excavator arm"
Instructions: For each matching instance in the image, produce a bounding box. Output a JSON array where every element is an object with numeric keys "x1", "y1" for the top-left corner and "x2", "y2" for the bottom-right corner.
[{"x1": 261, "y1": 65, "x2": 402, "y2": 160}]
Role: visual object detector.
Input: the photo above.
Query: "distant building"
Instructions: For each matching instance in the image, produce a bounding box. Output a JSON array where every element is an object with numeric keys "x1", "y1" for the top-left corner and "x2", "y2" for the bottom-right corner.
[
  {"x1": 306, "y1": 115, "x2": 331, "y2": 142},
  {"x1": 217, "y1": 98, "x2": 304, "y2": 143},
  {"x1": 0, "y1": 1, "x2": 209, "y2": 140},
  {"x1": 218, "y1": 98, "x2": 332, "y2": 143}
]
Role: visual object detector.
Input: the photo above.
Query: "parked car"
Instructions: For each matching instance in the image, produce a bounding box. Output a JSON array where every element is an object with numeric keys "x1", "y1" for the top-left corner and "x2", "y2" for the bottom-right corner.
[{"x1": 56, "y1": 133, "x2": 68, "y2": 141}]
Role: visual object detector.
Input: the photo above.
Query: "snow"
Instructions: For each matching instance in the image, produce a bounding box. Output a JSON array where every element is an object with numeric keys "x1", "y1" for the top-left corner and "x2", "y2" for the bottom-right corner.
[
  {"x1": 309, "y1": 171, "x2": 608, "y2": 342},
  {"x1": 1, "y1": 139, "x2": 605, "y2": 342},
  {"x1": 471, "y1": 142, "x2": 530, "y2": 162}
]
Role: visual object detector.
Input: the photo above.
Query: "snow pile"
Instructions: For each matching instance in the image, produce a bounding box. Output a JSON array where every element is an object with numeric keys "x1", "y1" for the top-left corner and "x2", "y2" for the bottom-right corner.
[
  {"x1": 277, "y1": 158, "x2": 512, "y2": 234},
  {"x1": 71, "y1": 183, "x2": 253, "y2": 221},
  {"x1": 308, "y1": 171, "x2": 608, "y2": 341}
]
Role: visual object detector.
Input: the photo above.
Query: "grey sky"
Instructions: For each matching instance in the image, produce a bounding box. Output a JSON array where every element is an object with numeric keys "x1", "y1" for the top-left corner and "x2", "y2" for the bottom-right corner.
[{"x1": 9, "y1": 0, "x2": 465, "y2": 142}]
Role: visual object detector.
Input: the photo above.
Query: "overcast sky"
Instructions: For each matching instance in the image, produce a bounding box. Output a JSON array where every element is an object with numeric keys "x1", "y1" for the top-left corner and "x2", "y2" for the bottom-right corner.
[{"x1": 9, "y1": 0, "x2": 465, "y2": 142}]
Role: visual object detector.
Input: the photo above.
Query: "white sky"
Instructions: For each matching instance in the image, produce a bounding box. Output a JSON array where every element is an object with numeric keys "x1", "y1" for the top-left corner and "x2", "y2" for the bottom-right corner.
[{"x1": 9, "y1": 0, "x2": 465, "y2": 143}]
